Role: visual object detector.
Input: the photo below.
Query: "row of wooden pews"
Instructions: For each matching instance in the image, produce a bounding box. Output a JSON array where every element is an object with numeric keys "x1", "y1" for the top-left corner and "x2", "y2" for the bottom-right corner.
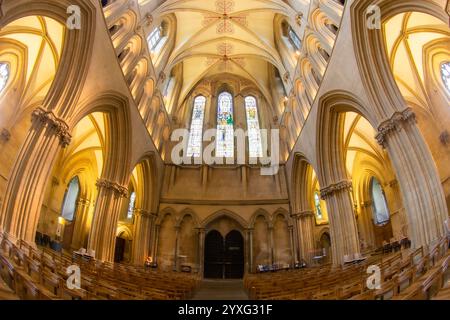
[
  {"x1": 0, "y1": 231, "x2": 200, "y2": 300},
  {"x1": 244, "y1": 236, "x2": 450, "y2": 300}
]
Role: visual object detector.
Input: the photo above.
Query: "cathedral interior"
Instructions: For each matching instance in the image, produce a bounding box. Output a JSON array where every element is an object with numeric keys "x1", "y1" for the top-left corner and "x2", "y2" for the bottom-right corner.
[{"x1": 0, "y1": 0, "x2": 449, "y2": 301}]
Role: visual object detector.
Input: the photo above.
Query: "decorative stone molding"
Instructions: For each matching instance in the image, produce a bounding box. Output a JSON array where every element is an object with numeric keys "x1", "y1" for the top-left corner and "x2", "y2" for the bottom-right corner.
[
  {"x1": 134, "y1": 208, "x2": 156, "y2": 218},
  {"x1": 294, "y1": 210, "x2": 315, "y2": 219},
  {"x1": 0, "y1": 128, "x2": 10, "y2": 142},
  {"x1": 295, "y1": 13, "x2": 303, "y2": 26},
  {"x1": 31, "y1": 107, "x2": 72, "y2": 147},
  {"x1": 361, "y1": 201, "x2": 372, "y2": 208},
  {"x1": 320, "y1": 180, "x2": 352, "y2": 199},
  {"x1": 439, "y1": 130, "x2": 449, "y2": 145},
  {"x1": 145, "y1": 13, "x2": 153, "y2": 26},
  {"x1": 77, "y1": 198, "x2": 90, "y2": 206},
  {"x1": 95, "y1": 178, "x2": 128, "y2": 198},
  {"x1": 387, "y1": 179, "x2": 398, "y2": 188},
  {"x1": 375, "y1": 108, "x2": 416, "y2": 148}
]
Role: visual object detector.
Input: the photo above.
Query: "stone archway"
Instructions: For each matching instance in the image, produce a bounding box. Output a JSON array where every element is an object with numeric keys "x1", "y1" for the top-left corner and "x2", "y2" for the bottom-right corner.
[
  {"x1": 202, "y1": 212, "x2": 247, "y2": 279},
  {"x1": 204, "y1": 229, "x2": 244, "y2": 279}
]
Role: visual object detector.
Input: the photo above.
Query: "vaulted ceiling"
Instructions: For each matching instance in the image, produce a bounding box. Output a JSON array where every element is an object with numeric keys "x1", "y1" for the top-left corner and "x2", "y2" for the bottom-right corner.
[{"x1": 148, "y1": 0, "x2": 300, "y2": 102}]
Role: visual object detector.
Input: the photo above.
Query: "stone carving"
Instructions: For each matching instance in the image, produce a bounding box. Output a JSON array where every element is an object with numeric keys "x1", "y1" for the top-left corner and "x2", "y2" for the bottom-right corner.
[
  {"x1": 32, "y1": 108, "x2": 72, "y2": 147},
  {"x1": 145, "y1": 13, "x2": 153, "y2": 26},
  {"x1": 295, "y1": 210, "x2": 315, "y2": 219},
  {"x1": 320, "y1": 180, "x2": 352, "y2": 199},
  {"x1": 0, "y1": 128, "x2": 10, "y2": 142},
  {"x1": 96, "y1": 178, "x2": 128, "y2": 198},
  {"x1": 376, "y1": 108, "x2": 416, "y2": 148}
]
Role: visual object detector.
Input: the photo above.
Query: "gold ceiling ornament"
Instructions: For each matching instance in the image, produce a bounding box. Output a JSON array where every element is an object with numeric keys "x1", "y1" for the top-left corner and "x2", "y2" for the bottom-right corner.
[{"x1": 201, "y1": 0, "x2": 247, "y2": 34}]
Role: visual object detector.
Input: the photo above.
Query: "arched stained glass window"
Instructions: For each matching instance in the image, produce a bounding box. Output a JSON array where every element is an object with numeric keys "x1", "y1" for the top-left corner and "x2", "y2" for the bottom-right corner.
[
  {"x1": 127, "y1": 191, "x2": 136, "y2": 219},
  {"x1": 441, "y1": 62, "x2": 450, "y2": 93},
  {"x1": 314, "y1": 191, "x2": 322, "y2": 220},
  {"x1": 187, "y1": 96, "x2": 206, "y2": 157},
  {"x1": 370, "y1": 177, "x2": 390, "y2": 226},
  {"x1": 288, "y1": 26, "x2": 301, "y2": 51},
  {"x1": 216, "y1": 92, "x2": 234, "y2": 158},
  {"x1": 61, "y1": 176, "x2": 80, "y2": 222},
  {"x1": 0, "y1": 63, "x2": 10, "y2": 94},
  {"x1": 148, "y1": 25, "x2": 163, "y2": 50},
  {"x1": 245, "y1": 96, "x2": 263, "y2": 158}
]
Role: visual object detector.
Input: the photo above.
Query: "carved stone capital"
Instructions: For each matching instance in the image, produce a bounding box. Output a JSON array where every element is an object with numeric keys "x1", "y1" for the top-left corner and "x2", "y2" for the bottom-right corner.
[
  {"x1": 32, "y1": 107, "x2": 72, "y2": 147},
  {"x1": 320, "y1": 180, "x2": 352, "y2": 199},
  {"x1": 95, "y1": 178, "x2": 128, "y2": 198},
  {"x1": 376, "y1": 108, "x2": 416, "y2": 148},
  {"x1": 293, "y1": 210, "x2": 315, "y2": 219},
  {"x1": 134, "y1": 208, "x2": 155, "y2": 218}
]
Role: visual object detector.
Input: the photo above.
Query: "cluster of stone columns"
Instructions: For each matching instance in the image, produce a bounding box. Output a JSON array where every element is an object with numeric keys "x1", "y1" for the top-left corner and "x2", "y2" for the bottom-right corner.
[
  {"x1": 87, "y1": 179, "x2": 128, "y2": 262},
  {"x1": 131, "y1": 209, "x2": 156, "y2": 264},
  {"x1": 0, "y1": 108, "x2": 71, "y2": 243},
  {"x1": 320, "y1": 180, "x2": 361, "y2": 266},
  {"x1": 293, "y1": 211, "x2": 316, "y2": 265},
  {"x1": 375, "y1": 108, "x2": 447, "y2": 248}
]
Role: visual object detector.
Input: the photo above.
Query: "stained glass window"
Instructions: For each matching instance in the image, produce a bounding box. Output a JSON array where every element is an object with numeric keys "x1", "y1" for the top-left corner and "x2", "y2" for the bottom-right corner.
[
  {"x1": 61, "y1": 176, "x2": 80, "y2": 222},
  {"x1": 216, "y1": 92, "x2": 234, "y2": 158},
  {"x1": 187, "y1": 96, "x2": 206, "y2": 157},
  {"x1": 314, "y1": 192, "x2": 322, "y2": 220},
  {"x1": 441, "y1": 62, "x2": 450, "y2": 93},
  {"x1": 148, "y1": 25, "x2": 162, "y2": 50},
  {"x1": 370, "y1": 177, "x2": 390, "y2": 225},
  {"x1": 288, "y1": 26, "x2": 301, "y2": 51},
  {"x1": 127, "y1": 191, "x2": 136, "y2": 219},
  {"x1": 0, "y1": 63, "x2": 9, "y2": 94},
  {"x1": 245, "y1": 96, "x2": 263, "y2": 158}
]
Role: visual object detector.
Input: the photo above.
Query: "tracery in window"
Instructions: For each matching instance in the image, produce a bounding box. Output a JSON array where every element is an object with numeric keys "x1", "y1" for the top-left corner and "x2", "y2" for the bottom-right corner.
[
  {"x1": 314, "y1": 191, "x2": 323, "y2": 220},
  {"x1": 61, "y1": 176, "x2": 80, "y2": 222},
  {"x1": 216, "y1": 92, "x2": 234, "y2": 158},
  {"x1": 127, "y1": 191, "x2": 136, "y2": 219},
  {"x1": 288, "y1": 26, "x2": 301, "y2": 51},
  {"x1": 245, "y1": 96, "x2": 263, "y2": 158},
  {"x1": 370, "y1": 177, "x2": 390, "y2": 226},
  {"x1": 187, "y1": 96, "x2": 206, "y2": 157},
  {"x1": 0, "y1": 63, "x2": 10, "y2": 94},
  {"x1": 148, "y1": 25, "x2": 162, "y2": 50},
  {"x1": 441, "y1": 62, "x2": 450, "y2": 93}
]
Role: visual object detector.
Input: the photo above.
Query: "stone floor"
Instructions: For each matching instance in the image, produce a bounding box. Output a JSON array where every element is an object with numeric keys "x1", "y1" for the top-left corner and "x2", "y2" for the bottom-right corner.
[{"x1": 191, "y1": 279, "x2": 249, "y2": 300}]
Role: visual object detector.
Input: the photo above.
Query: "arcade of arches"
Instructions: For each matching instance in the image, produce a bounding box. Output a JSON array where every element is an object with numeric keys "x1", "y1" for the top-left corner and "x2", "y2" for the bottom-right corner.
[{"x1": 0, "y1": 0, "x2": 449, "y2": 299}]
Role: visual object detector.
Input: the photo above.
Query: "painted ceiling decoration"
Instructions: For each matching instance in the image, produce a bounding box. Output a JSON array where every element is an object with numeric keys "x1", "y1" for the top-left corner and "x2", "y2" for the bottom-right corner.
[{"x1": 149, "y1": 0, "x2": 297, "y2": 103}]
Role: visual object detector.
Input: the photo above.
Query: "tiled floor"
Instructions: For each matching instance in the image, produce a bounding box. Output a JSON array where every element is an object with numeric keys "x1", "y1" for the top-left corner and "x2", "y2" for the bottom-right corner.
[{"x1": 191, "y1": 279, "x2": 249, "y2": 300}]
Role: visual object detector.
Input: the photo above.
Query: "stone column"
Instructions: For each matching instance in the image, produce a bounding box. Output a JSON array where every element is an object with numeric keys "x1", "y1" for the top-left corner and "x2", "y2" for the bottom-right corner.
[
  {"x1": 288, "y1": 225, "x2": 295, "y2": 266},
  {"x1": 376, "y1": 108, "x2": 448, "y2": 247},
  {"x1": 291, "y1": 215, "x2": 300, "y2": 263},
  {"x1": 173, "y1": 226, "x2": 180, "y2": 271},
  {"x1": 131, "y1": 209, "x2": 155, "y2": 265},
  {"x1": 196, "y1": 228, "x2": 205, "y2": 276},
  {"x1": 295, "y1": 211, "x2": 316, "y2": 265},
  {"x1": 1, "y1": 108, "x2": 71, "y2": 243},
  {"x1": 247, "y1": 228, "x2": 254, "y2": 273},
  {"x1": 360, "y1": 201, "x2": 375, "y2": 249},
  {"x1": 268, "y1": 226, "x2": 274, "y2": 265},
  {"x1": 152, "y1": 224, "x2": 161, "y2": 264},
  {"x1": 71, "y1": 197, "x2": 91, "y2": 250},
  {"x1": 321, "y1": 181, "x2": 361, "y2": 266},
  {"x1": 87, "y1": 179, "x2": 128, "y2": 262}
]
